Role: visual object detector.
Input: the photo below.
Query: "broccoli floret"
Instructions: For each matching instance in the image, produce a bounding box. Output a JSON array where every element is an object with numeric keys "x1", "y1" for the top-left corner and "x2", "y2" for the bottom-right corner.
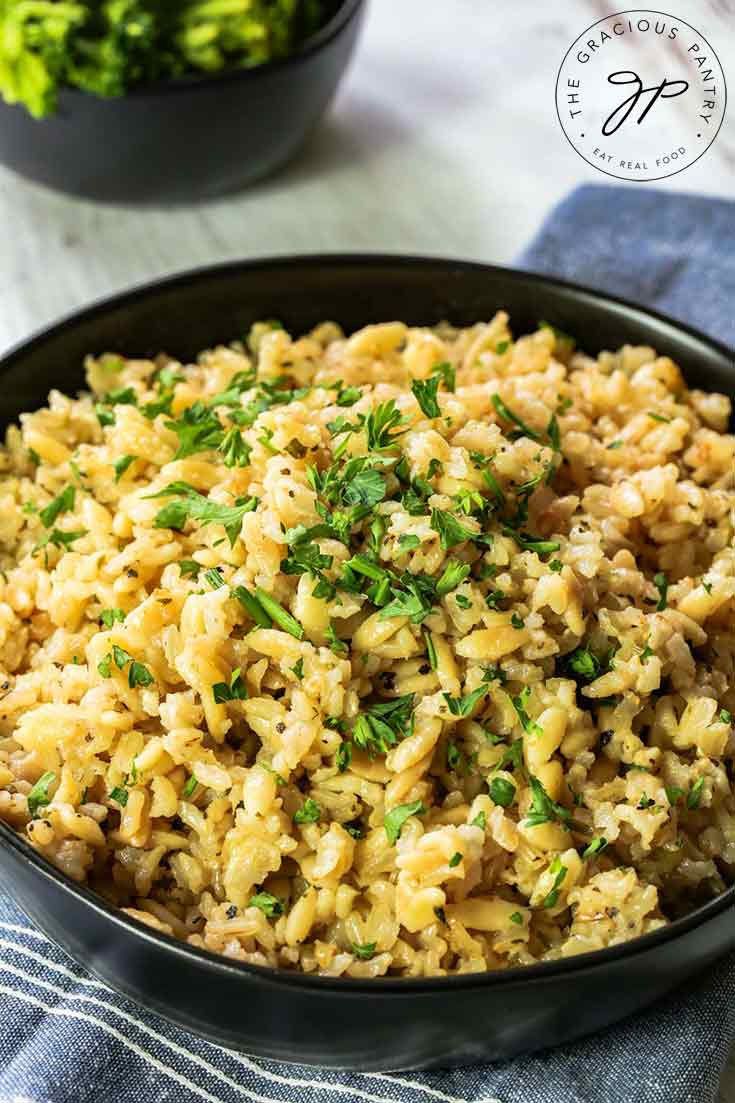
[{"x1": 0, "y1": 0, "x2": 328, "y2": 117}]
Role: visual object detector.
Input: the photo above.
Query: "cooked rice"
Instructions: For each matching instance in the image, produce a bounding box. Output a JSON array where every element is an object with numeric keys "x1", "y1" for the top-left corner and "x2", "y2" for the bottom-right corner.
[{"x1": 1, "y1": 313, "x2": 734, "y2": 978}]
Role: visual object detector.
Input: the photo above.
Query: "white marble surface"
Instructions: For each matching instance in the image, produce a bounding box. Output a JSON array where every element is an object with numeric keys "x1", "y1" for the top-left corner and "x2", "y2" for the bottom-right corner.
[{"x1": 1, "y1": 0, "x2": 735, "y2": 1095}]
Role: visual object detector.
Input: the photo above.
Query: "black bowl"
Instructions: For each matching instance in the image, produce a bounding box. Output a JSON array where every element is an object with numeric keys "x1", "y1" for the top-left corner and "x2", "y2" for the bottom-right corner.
[
  {"x1": 1, "y1": 255, "x2": 733, "y2": 1069},
  {"x1": 0, "y1": 0, "x2": 364, "y2": 203}
]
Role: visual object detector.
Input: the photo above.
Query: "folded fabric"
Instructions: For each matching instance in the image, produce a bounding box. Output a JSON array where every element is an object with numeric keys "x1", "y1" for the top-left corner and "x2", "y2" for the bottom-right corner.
[
  {"x1": 518, "y1": 183, "x2": 735, "y2": 349},
  {"x1": 2, "y1": 183, "x2": 734, "y2": 1103}
]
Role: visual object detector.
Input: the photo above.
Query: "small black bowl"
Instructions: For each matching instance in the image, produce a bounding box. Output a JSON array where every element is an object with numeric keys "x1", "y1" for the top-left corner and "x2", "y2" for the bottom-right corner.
[
  {"x1": 0, "y1": 0, "x2": 364, "y2": 203},
  {"x1": 0, "y1": 255, "x2": 734, "y2": 1069}
]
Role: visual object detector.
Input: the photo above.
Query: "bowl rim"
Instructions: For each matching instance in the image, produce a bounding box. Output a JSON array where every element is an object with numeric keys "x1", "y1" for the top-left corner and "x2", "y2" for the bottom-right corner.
[
  {"x1": 1, "y1": 251, "x2": 734, "y2": 996},
  {"x1": 55, "y1": 0, "x2": 365, "y2": 103}
]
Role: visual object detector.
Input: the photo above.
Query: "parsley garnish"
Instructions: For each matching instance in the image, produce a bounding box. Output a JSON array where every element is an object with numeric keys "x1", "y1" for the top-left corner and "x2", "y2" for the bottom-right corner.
[
  {"x1": 165, "y1": 402, "x2": 224, "y2": 459},
  {"x1": 100, "y1": 608, "x2": 125, "y2": 629},
  {"x1": 33, "y1": 528, "x2": 88, "y2": 555},
  {"x1": 423, "y1": 628, "x2": 438, "y2": 671},
  {"x1": 470, "y1": 811, "x2": 486, "y2": 830},
  {"x1": 384, "y1": 799, "x2": 426, "y2": 844},
  {"x1": 352, "y1": 941, "x2": 377, "y2": 960},
  {"x1": 336, "y1": 740, "x2": 352, "y2": 772},
  {"x1": 219, "y1": 426, "x2": 252, "y2": 469},
  {"x1": 39, "y1": 485, "x2": 75, "y2": 528},
  {"x1": 411, "y1": 375, "x2": 441, "y2": 419},
  {"x1": 113, "y1": 454, "x2": 136, "y2": 482},
  {"x1": 182, "y1": 775, "x2": 198, "y2": 798},
  {"x1": 27, "y1": 771, "x2": 56, "y2": 817},
  {"x1": 147, "y1": 482, "x2": 257, "y2": 547},
  {"x1": 436, "y1": 560, "x2": 470, "y2": 596},
  {"x1": 448, "y1": 852, "x2": 462, "y2": 868},
  {"x1": 249, "y1": 892, "x2": 284, "y2": 917},
  {"x1": 501, "y1": 525, "x2": 560, "y2": 558},
  {"x1": 491, "y1": 393, "x2": 543, "y2": 443},
  {"x1": 566, "y1": 647, "x2": 600, "y2": 682},
  {"x1": 212, "y1": 667, "x2": 248, "y2": 702},
  {"x1": 178, "y1": 560, "x2": 201, "y2": 579},
  {"x1": 511, "y1": 686, "x2": 543, "y2": 737},
  {"x1": 582, "y1": 836, "x2": 608, "y2": 858},
  {"x1": 294, "y1": 797, "x2": 321, "y2": 824},
  {"x1": 653, "y1": 572, "x2": 668, "y2": 611},
  {"x1": 353, "y1": 695, "x2": 414, "y2": 756},
  {"x1": 291, "y1": 658, "x2": 304, "y2": 680},
  {"x1": 255, "y1": 588, "x2": 304, "y2": 640},
  {"x1": 541, "y1": 856, "x2": 567, "y2": 908},
  {"x1": 430, "y1": 508, "x2": 475, "y2": 551},
  {"x1": 231, "y1": 586, "x2": 273, "y2": 628},
  {"x1": 443, "y1": 685, "x2": 487, "y2": 718},
  {"x1": 489, "y1": 776, "x2": 516, "y2": 808},
  {"x1": 109, "y1": 785, "x2": 129, "y2": 807},
  {"x1": 686, "y1": 777, "x2": 704, "y2": 810}
]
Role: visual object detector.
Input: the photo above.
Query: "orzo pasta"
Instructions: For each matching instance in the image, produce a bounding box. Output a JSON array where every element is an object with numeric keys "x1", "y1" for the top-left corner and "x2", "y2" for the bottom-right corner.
[{"x1": 1, "y1": 313, "x2": 733, "y2": 977}]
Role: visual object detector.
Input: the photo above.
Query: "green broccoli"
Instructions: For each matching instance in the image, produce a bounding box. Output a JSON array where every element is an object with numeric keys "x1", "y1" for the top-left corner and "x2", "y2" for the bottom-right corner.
[{"x1": 0, "y1": 0, "x2": 327, "y2": 118}]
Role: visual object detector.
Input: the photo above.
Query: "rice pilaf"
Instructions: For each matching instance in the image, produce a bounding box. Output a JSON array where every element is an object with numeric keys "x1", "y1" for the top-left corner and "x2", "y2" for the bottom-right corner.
[{"x1": 0, "y1": 313, "x2": 733, "y2": 977}]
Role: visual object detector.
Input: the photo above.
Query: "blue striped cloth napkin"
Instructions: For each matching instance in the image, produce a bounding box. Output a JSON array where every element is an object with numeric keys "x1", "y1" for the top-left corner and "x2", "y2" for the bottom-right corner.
[{"x1": 2, "y1": 183, "x2": 735, "y2": 1103}]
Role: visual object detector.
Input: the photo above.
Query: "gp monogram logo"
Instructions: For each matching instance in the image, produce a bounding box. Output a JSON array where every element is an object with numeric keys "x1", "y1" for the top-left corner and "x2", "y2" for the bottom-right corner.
[{"x1": 555, "y1": 10, "x2": 727, "y2": 182}]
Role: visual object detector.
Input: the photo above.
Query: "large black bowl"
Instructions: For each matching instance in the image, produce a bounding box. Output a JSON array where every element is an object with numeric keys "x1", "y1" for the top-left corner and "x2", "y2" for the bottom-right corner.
[
  {"x1": 0, "y1": 0, "x2": 364, "y2": 203},
  {"x1": 1, "y1": 256, "x2": 733, "y2": 1069}
]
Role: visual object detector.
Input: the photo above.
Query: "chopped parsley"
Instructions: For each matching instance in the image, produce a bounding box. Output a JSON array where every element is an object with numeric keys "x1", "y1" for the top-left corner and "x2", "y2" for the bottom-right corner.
[
  {"x1": 491, "y1": 393, "x2": 543, "y2": 443},
  {"x1": 653, "y1": 571, "x2": 668, "y2": 611},
  {"x1": 541, "y1": 856, "x2": 567, "y2": 909},
  {"x1": 509, "y1": 911, "x2": 523, "y2": 925},
  {"x1": 501, "y1": 525, "x2": 560, "y2": 558},
  {"x1": 39, "y1": 485, "x2": 75, "y2": 528},
  {"x1": 219, "y1": 426, "x2": 252, "y2": 469},
  {"x1": 165, "y1": 402, "x2": 224, "y2": 459},
  {"x1": 436, "y1": 560, "x2": 471, "y2": 596},
  {"x1": 384, "y1": 799, "x2": 426, "y2": 845},
  {"x1": 232, "y1": 586, "x2": 273, "y2": 628},
  {"x1": 212, "y1": 667, "x2": 248, "y2": 702},
  {"x1": 686, "y1": 777, "x2": 705, "y2": 810},
  {"x1": 525, "y1": 774, "x2": 585, "y2": 832},
  {"x1": 148, "y1": 482, "x2": 258, "y2": 547},
  {"x1": 566, "y1": 647, "x2": 600, "y2": 682},
  {"x1": 411, "y1": 375, "x2": 441, "y2": 419},
  {"x1": 293, "y1": 797, "x2": 321, "y2": 824},
  {"x1": 448, "y1": 852, "x2": 462, "y2": 868},
  {"x1": 249, "y1": 892, "x2": 283, "y2": 918},
  {"x1": 470, "y1": 811, "x2": 486, "y2": 830},
  {"x1": 430, "y1": 509, "x2": 476, "y2": 551},
  {"x1": 109, "y1": 785, "x2": 129, "y2": 807},
  {"x1": 182, "y1": 775, "x2": 198, "y2": 798},
  {"x1": 489, "y1": 776, "x2": 516, "y2": 808},
  {"x1": 443, "y1": 685, "x2": 487, "y2": 718},
  {"x1": 113, "y1": 454, "x2": 136, "y2": 482},
  {"x1": 33, "y1": 527, "x2": 88, "y2": 556},
  {"x1": 100, "y1": 608, "x2": 125, "y2": 629},
  {"x1": 582, "y1": 836, "x2": 608, "y2": 858},
  {"x1": 291, "y1": 658, "x2": 304, "y2": 680},
  {"x1": 353, "y1": 695, "x2": 414, "y2": 756},
  {"x1": 178, "y1": 560, "x2": 201, "y2": 579},
  {"x1": 511, "y1": 686, "x2": 543, "y2": 737},
  {"x1": 27, "y1": 771, "x2": 56, "y2": 817},
  {"x1": 423, "y1": 628, "x2": 438, "y2": 671},
  {"x1": 351, "y1": 941, "x2": 377, "y2": 960}
]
